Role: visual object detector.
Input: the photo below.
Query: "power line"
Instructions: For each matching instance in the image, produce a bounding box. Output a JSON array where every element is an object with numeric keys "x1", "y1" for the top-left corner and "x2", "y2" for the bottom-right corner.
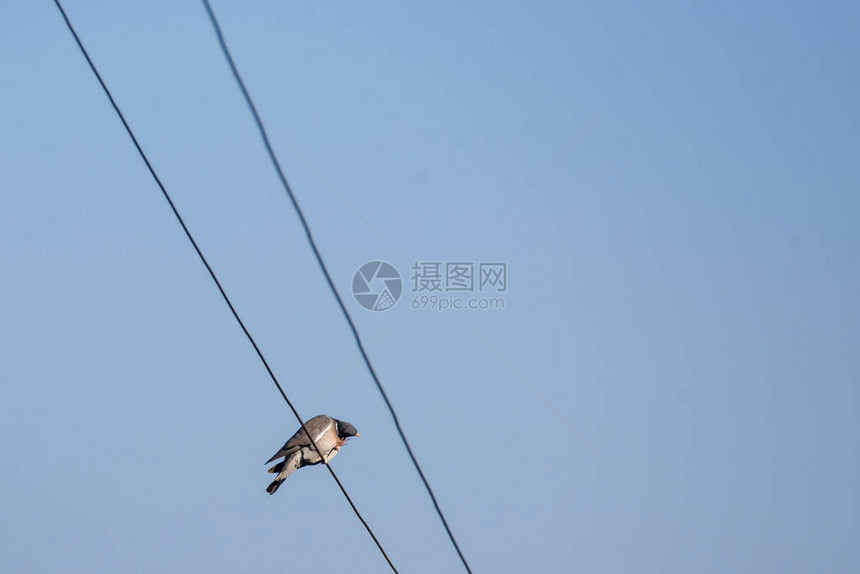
[
  {"x1": 199, "y1": 2, "x2": 473, "y2": 572},
  {"x1": 50, "y1": 1, "x2": 398, "y2": 572}
]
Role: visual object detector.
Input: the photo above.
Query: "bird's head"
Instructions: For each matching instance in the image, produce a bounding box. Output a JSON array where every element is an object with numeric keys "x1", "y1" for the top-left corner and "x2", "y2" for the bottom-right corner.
[{"x1": 336, "y1": 420, "x2": 360, "y2": 439}]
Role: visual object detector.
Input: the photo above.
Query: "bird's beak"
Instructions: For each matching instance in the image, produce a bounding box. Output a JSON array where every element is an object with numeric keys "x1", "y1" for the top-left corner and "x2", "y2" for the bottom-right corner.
[{"x1": 355, "y1": 433, "x2": 361, "y2": 437}]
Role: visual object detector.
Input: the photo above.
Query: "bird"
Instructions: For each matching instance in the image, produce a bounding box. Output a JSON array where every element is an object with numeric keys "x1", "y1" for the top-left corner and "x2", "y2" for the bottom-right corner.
[{"x1": 265, "y1": 414, "x2": 360, "y2": 494}]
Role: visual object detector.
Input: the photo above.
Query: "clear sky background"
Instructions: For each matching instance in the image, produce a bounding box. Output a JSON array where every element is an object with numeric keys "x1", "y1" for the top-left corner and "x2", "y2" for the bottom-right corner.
[{"x1": 1, "y1": 1, "x2": 858, "y2": 572}]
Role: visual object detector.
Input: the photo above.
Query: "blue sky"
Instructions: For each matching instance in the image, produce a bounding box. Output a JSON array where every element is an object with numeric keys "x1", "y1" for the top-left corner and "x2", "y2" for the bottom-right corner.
[{"x1": 1, "y1": 1, "x2": 858, "y2": 572}]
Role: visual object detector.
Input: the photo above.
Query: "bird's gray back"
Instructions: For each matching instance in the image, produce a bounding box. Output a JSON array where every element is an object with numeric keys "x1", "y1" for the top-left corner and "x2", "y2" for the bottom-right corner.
[{"x1": 266, "y1": 415, "x2": 336, "y2": 463}]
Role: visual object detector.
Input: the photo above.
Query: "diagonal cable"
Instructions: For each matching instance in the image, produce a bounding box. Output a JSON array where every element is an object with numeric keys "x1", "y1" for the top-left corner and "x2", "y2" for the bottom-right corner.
[
  {"x1": 261, "y1": 118, "x2": 391, "y2": 247},
  {"x1": 199, "y1": 1, "x2": 472, "y2": 571},
  {"x1": 51, "y1": 1, "x2": 398, "y2": 571}
]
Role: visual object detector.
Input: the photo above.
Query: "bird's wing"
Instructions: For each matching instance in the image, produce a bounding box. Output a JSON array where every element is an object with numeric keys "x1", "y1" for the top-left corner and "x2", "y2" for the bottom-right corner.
[
  {"x1": 265, "y1": 443, "x2": 301, "y2": 464},
  {"x1": 265, "y1": 415, "x2": 335, "y2": 464}
]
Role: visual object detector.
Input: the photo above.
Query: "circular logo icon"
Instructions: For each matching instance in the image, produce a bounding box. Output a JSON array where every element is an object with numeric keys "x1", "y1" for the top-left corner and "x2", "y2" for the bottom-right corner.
[{"x1": 352, "y1": 261, "x2": 402, "y2": 311}]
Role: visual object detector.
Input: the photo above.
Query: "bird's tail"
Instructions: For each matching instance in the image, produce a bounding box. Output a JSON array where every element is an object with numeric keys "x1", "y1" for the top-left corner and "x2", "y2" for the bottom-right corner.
[
  {"x1": 265, "y1": 452, "x2": 301, "y2": 495},
  {"x1": 266, "y1": 479, "x2": 284, "y2": 495}
]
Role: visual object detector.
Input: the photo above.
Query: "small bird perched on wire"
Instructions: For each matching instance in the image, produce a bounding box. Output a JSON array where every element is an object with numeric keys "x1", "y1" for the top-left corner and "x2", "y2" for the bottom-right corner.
[{"x1": 265, "y1": 414, "x2": 360, "y2": 494}]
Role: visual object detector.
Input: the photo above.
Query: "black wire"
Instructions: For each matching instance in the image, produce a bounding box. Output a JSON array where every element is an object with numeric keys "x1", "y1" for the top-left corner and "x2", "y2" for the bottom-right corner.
[
  {"x1": 199, "y1": 2, "x2": 473, "y2": 572},
  {"x1": 200, "y1": 1, "x2": 475, "y2": 570},
  {"x1": 50, "y1": 1, "x2": 398, "y2": 572}
]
